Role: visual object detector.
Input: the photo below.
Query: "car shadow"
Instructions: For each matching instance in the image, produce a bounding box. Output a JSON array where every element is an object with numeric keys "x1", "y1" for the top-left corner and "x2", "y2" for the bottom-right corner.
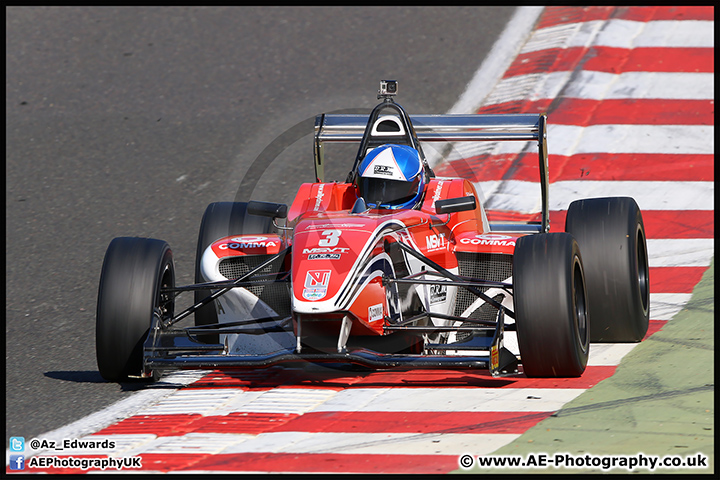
[
  {"x1": 44, "y1": 366, "x2": 523, "y2": 391},
  {"x1": 44, "y1": 371, "x2": 177, "y2": 392},
  {"x1": 186, "y1": 365, "x2": 521, "y2": 389}
]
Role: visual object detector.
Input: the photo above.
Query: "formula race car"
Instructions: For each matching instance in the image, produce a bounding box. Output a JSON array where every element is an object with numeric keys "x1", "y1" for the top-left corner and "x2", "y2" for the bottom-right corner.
[{"x1": 96, "y1": 80, "x2": 650, "y2": 382}]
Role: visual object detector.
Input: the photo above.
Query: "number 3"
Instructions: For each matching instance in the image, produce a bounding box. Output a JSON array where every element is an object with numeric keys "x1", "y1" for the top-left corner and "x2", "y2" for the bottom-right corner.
[{"x1": 318, "y1": 229, "x2": 342, "y2": 247}]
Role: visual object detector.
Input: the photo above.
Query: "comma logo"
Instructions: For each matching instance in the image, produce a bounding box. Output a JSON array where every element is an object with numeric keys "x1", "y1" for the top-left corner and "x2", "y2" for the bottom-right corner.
[
  {"x1": 460, "y1": 234, "x2": 516, "y2": 246},
  {"x1": 368, "y1": 303, "x2": 383, "y2": 322}
]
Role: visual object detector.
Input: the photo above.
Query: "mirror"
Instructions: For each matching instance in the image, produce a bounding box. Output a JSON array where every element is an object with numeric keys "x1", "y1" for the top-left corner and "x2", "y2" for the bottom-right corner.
[{"x1": 434, "y1": 195, "x2": 476, "y2": 214}]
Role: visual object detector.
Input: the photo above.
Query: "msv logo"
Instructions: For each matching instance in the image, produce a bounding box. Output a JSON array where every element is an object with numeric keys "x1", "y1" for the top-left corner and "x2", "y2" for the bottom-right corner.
[
  {"x1": 302, "y1": 270, "x2": 331, "y2": 301},
  {"x1": 426, "y1": 233, "x2": 446, "y2": 251}
]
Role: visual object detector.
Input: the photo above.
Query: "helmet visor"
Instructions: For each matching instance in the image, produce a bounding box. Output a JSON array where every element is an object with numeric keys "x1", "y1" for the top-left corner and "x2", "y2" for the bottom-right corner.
[{"x1": 359, "y1": 176, "x2": 421, "y2": 208}]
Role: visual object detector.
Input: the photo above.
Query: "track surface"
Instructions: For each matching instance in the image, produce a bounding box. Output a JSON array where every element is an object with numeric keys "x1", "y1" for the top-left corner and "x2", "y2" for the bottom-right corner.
[
  {"x1": 6, "y1": 6, "x2": 516, "y2": 445},
  {"x1": 6, "y1": 6, "x2": 714, "y2": 474}
]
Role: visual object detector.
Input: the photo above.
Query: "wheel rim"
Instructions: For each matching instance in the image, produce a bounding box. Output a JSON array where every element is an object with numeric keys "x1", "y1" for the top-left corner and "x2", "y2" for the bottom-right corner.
[
  {"x1": 158, "y1": 263, "x2": 175, "y2": 320},
  {"x1": 636, "y1": 226, "x2": 649, "y2": 314},
  {"x1": 573, "y1": 258, "x2": 589, "y2": 351},
  {"x1": 150, "y1": 261, "x2": 174, "y2": 379}
]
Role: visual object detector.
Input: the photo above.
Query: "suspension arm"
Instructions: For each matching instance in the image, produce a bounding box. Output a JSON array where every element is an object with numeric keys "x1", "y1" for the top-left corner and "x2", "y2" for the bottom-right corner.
[{"x1": 384, "y1": 239, "x2": 515, "y2": 319}]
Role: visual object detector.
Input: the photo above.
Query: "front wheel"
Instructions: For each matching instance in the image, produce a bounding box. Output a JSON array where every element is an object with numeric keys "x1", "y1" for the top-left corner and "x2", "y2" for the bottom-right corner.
[
  {"x1": 96, "y1": 237, "x2": 175, "y2": 382},
  {"x1": 513, "y1": 233, "x2": 589, "y2": 378}
]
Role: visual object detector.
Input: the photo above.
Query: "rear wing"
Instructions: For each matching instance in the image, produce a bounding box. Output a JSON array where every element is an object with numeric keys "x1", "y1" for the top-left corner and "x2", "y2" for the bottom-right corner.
[{"x1": 314, "y1": 113, "x2": 550, "y2": 233}]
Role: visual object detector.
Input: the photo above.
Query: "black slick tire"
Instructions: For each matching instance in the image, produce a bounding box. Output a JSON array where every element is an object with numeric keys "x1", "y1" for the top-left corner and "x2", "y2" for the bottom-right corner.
[
  {"x1": 96, "y1": 237, "x2": 175, "y2": 382},
  {"x1": 513, "y1": 233, "x2": 589, "y2": 378},
  {"x1": 565, "y1": 197, "x2": 649, "y2": 342}
]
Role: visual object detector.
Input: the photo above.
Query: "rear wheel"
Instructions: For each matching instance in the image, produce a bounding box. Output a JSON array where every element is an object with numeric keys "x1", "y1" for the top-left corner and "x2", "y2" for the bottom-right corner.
[
  {"x1": 194, "y1": 202, "x2": 274, "y2": 343},
  {"x1": 513, "y1": 233, "x2": 589, "y2": 378},
  {"x1": 96, "y1": 237, "x2": 175, "y2": 382},
  {"x1": 565, "y1": 197, "x2": 649, "y2": 342}
]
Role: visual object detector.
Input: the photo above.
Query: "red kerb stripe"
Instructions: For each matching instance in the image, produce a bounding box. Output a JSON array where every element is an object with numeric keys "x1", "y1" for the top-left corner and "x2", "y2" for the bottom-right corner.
[
  {"x1": 264, "y1": 411, "x2": 553, "y2": 434},
  {"x1": 584, "y1": 47, "x2": 714, "y2": 74},
  {"x1": 435, "y1": 153, "x2": 713, "y2": 182},
  {"x1": 649, "y1": 267, "x2": 708, "y2": 294},
  {"x1": 538, "y1": 6, "x2": 714, "y2": 29},
  {"x1": 550, "y1": 99, "x2": 715, "y2": 126},
  {"x1": 616, "y1": 6, "x2": 715, "y2": 21}
]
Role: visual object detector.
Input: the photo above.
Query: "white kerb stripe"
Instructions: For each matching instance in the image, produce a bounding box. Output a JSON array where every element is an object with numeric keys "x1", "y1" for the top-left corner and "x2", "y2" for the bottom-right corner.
[
  {"x1": 137, "y1": 389, "x2": 246, "y2": 416},
  {"x1": 115, "y1": 431, "x2": 521, "y2": 457},
  {"x1": 595, "y1": 20, "x2": 715, "y2": 48},
  {"x1": 477, "y1": 180, "x2": 714, "y2": 212},
  {"x1": 309, "y1": 387, "x2": 586, "y2": 412},
  {"x1": 646, "y1": 239, "x2": 715, "y2": 268},
  {"x1": 565, "y1": 71, "x2": 715, "y2": 101},
  {"x1": 218, "y1": 431, "x2": 522, "y2": 456},
  {"x1": 522, "y1": 20, "x2": 606, "y2": 53},
  {"x1": 651, "y1": 293, "x2": 695, "y2": 321},
  {"x1": 552, "y1": 124, "x2": 714, "y2": 156},
  {"x1": 486, "y1": 71, "x2": 714, "y2": 106},
  {"x1": 139, "y1": 432, "x2": 253, "y2": 455},
  {"x1": 588, "y1": 343, "x2": 641, "y2": 366},
  {"x1": 524, "y1": 20, "x2": 714, "y2": 54},
  {"x1": 486, "y1": 124, "x2": 714, "y2": 158}
]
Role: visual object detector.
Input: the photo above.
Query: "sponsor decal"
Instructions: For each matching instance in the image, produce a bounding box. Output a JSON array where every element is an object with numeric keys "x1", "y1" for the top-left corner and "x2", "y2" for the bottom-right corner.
[
  {"x1": 429, "y1": 284, "x2": 447, "y2": 305},
  {"x1": 303, "y1": 270, "x2": 331, "y2": 301},
  {"x1": 476, "y1": 234, "x2": 513, "y2": 240},
  {"x1": 373, "y1": 165, "x2": 394, "y2": 176},
  {"x1": 308, "y1": 253, "x2": 341, "y2": 260},
  {"x1": 431, "y1": 180, "x2": 445, "y2": 203},
  {"x1": 363, "y1": 148, "x2": 407, "y2": 180},
  {"x1": 305, "y1": 223, "x2": 365, "y2": 230},
  {"x1": 460, "y1": 234, "x2": 516, "y2": 247},
  {"x1": 218, "y1": 236, "x2": 277, "y2": 249},
  {"x1": 491, "y1": 344, "x2": 499, "y2": 371},
  {"x1": 426, "y1": 233, "x2": 446, "y2": 251},
  {"x1": 231, "y1": 236, "x2": 267, "y2": 242},
  {"x1": 314, "y1": 183, "x2": 325, "y2": 211},
  {"x1": 368, "y1": 303, "x2": 384, "y2": 322},
  {"x1": 303, "y1": 247, "x2": 350, "y2": 255}
]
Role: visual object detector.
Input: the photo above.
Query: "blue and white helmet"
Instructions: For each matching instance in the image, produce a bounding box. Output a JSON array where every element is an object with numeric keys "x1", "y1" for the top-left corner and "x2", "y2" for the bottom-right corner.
[{"x1": 357, "y1": 144, "x2": 425, "y2": 209}]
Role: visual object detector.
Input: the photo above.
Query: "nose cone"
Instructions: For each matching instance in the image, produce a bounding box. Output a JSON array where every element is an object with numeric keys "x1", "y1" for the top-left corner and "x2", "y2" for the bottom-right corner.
[{"x1": 291, "y1": 216, "x2": 378, "y2": 311}]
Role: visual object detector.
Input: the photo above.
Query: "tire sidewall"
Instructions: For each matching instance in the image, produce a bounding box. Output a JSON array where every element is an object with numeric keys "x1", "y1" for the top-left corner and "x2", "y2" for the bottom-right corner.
[
  {"x1": 96, "y1": 237, "x2": 174, "y2": 381},
  {"x1": 630, "y1": 208, "x2": 650, "y2": 332}
]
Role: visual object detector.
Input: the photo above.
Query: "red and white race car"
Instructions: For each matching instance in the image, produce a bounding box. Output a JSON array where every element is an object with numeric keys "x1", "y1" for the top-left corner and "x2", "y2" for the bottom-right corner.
[{"x1": 96, "y1": 80, "x2": 649, "y2": 382}]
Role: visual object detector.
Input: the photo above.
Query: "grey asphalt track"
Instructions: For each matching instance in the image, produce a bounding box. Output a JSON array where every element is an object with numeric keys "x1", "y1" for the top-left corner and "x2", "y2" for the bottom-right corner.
[{"x1": 6, "y1": 6, "x2": 517, "y2": 444}]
